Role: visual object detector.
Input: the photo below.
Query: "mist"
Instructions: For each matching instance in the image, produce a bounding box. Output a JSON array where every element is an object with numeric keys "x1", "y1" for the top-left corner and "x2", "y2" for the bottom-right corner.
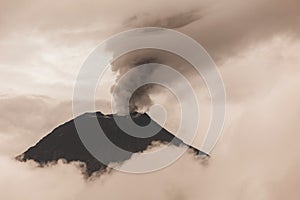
[
  {"x1": 1, "y1": 0, "x2": 300, "y2": 199},
  {"x1": 1, "y1": 36, "x2": 300, "y2": 199}
]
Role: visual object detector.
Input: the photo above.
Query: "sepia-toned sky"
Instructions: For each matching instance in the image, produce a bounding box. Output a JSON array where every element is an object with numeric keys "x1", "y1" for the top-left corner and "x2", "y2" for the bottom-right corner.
[{"x1": 0, "y1": 0, "x2": 300, "y2": 199}]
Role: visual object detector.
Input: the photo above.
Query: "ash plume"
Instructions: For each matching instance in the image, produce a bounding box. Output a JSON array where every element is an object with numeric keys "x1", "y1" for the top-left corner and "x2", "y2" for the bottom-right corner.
[
  {"x1": 109, "y1": 9, "x2": 205, "y2": 114},
  {"x1": 110, "y1": 49, "x2": 196, "y2": 114},
  {"x1": 111, "y1": 56, "x2": 159, "y2": 114}
]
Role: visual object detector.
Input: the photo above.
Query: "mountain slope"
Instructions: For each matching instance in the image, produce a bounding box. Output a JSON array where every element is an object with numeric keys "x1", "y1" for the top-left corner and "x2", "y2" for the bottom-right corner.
[{"x1": 18, "y1": 112, "x2": 207, "y2": 175}]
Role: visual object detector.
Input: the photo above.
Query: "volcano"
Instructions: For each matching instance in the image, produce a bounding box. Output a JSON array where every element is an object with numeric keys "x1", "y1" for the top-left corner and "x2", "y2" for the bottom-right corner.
[{"x1": 18, "y1": 112, "x2": 207, "y2": 175}]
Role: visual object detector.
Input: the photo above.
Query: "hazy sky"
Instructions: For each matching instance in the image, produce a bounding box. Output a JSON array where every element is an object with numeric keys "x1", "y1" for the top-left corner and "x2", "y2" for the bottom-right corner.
[{"x1": 0, "y1": 0, "x2": 300, "y2": 199}]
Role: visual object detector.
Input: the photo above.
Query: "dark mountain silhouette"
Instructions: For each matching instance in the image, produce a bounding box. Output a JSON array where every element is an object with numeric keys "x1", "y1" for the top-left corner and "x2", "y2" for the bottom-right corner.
[{"x1": 17, "y1": 112, "x2": 207, "y2": 175}]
